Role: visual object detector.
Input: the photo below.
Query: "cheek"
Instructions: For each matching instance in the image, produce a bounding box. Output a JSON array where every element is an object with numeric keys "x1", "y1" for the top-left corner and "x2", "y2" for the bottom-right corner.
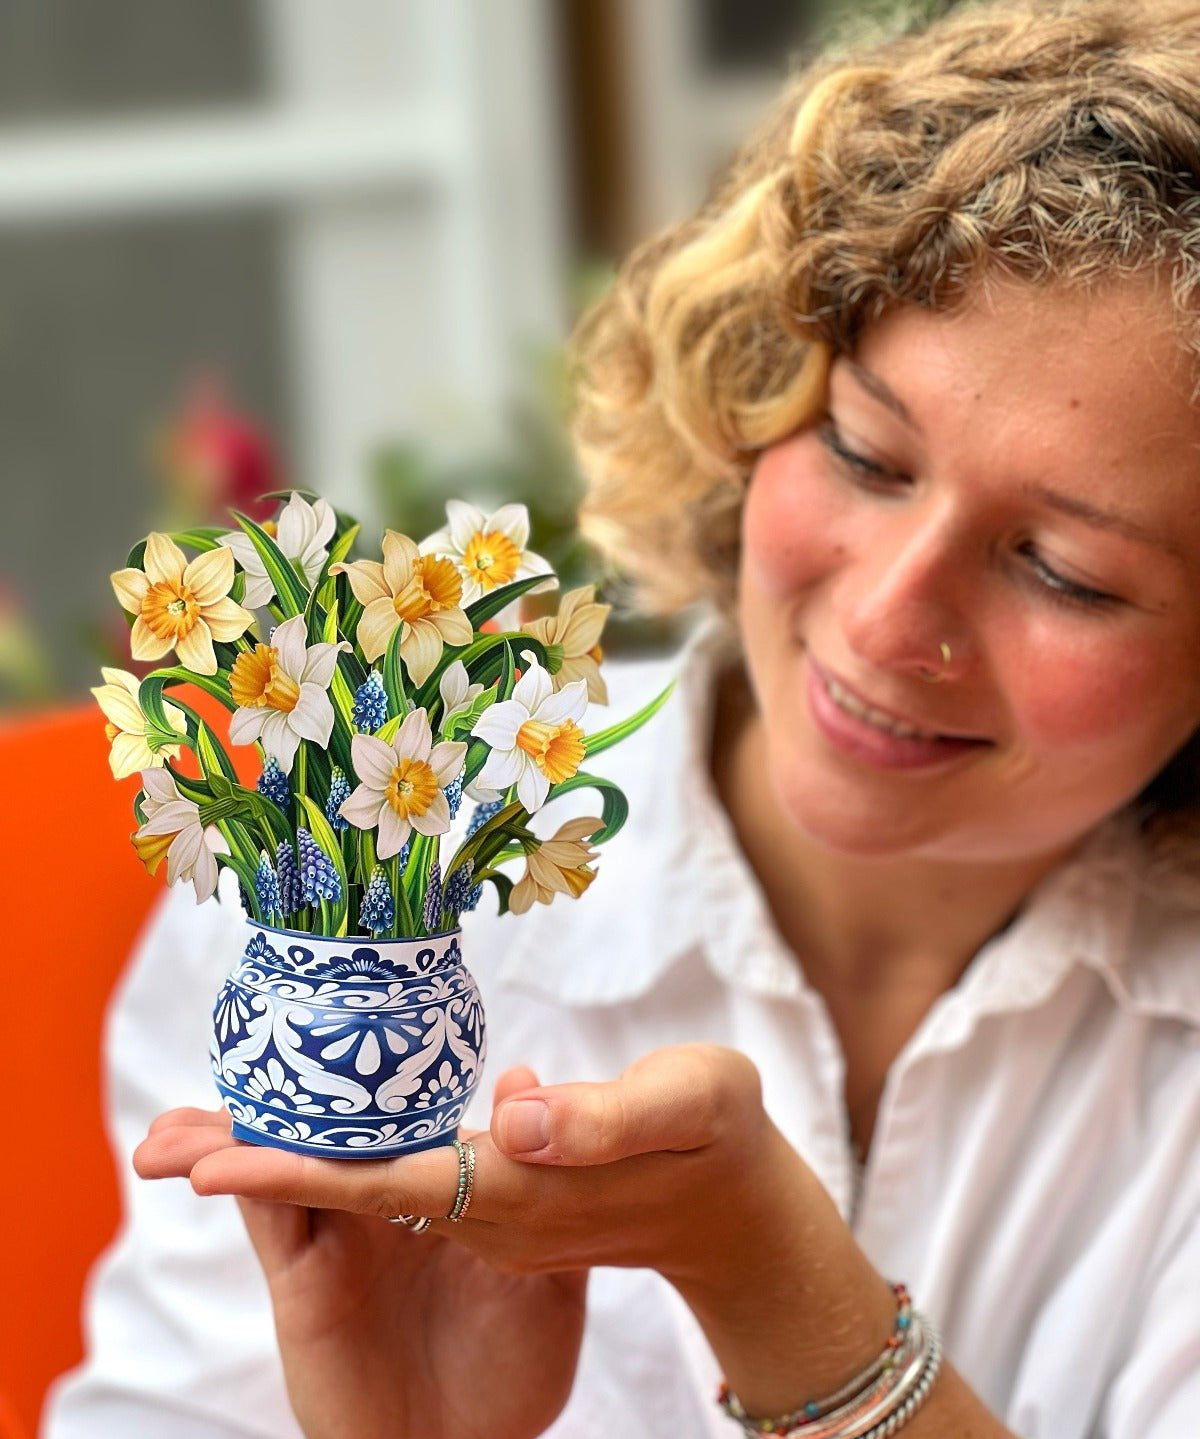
[
  {"x1": 741, "y1": 437, "x2": 843, "y2": 604},
  {"x1": 1004, "y1": 625, "x2": 1188, "y2": 759}
]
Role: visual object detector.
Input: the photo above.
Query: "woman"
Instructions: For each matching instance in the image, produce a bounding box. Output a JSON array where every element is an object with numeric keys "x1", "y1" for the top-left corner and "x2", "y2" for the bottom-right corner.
[{"x1": 49, "y1": 2, "x2": 1200, "y2": 1437}]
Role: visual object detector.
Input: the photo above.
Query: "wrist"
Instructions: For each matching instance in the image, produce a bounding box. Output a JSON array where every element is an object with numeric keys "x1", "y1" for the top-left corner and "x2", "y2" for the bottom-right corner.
[{"x1": 667, "y1": 1126, "x2": 897, "y2": 1417}]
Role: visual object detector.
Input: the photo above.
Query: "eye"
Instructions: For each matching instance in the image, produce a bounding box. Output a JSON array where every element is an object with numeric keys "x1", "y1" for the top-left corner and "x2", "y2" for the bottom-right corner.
[
  {"x1": 817, "y1": 421, "x2": 909, "y2": 490},
  {"x1": 1018, "y1": 544, "x2": 1120, "y2": 612}
]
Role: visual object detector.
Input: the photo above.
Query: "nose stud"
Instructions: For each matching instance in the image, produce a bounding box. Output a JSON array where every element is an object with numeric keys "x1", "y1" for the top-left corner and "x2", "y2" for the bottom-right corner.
[{"x1": 917, "y1": 641, "x2": 952, "y2": 683}]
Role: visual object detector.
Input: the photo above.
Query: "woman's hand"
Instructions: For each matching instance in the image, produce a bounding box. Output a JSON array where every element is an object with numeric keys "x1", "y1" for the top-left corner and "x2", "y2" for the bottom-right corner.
[{"x1": 134, "y1": 1066, "x2": 587, "y2": 1439}]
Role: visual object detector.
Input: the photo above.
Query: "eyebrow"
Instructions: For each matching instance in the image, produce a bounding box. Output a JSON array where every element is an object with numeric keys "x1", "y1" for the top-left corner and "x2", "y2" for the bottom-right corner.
[{"x1": 842, "y1": 360, "x2": 1186, "y2": 562}]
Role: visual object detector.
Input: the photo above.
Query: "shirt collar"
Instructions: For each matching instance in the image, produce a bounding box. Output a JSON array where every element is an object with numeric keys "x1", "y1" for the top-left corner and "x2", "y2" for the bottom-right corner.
[{"x1": 491, "y1": 617, "x2": 1200, "y2": 1031}]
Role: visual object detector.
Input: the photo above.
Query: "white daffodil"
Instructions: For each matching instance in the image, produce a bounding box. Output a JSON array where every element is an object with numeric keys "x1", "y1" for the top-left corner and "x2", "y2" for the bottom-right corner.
[
  {"x1": 437, "y1": 659, "x2": 484, "y2": 736},
  {"x1": 522, "y1": 584, "x2": 611, "y2": 704},
  {"x1": 132, "y1": 767, "x2": 227, "y2": 903},
  {"x1": 339, "y1": 707, "x2": 467, "y2": 859},
  {"x1": 219, "y1": 492, "x2": 337, "y2": 608},
  {"x1": 471, "y1": 652, "x2": 587, "y2": 814},
  {"x1": 331, "y1": 529, "x2": 472, "y2": 685},
  {"x1": 509, "y1": 816, "x2": 602, "y2": 914},
  {"x1": 91, "y1": 667, "x2": 188, "y2": 779},
  {"x1": 420, "y1": 500, "x2": 557, "y2": 607},
  {"x1": 111, "y1": 534, "x2": 254, "y2": 676},
  {"x1": 227, "y1": 614, "x2": 350, "y2": 774}
]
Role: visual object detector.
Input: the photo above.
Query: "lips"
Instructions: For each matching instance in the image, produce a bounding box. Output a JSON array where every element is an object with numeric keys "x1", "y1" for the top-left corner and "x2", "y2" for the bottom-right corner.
[{"x1": 807, "y1": 655, "x2": 989, "y2": 744}]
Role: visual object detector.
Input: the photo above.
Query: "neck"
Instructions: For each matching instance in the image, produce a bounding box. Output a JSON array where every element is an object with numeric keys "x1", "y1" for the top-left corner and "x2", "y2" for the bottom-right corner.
[{"x1": 709, "y1": 666, "x2": 1074, "y2": 1001}]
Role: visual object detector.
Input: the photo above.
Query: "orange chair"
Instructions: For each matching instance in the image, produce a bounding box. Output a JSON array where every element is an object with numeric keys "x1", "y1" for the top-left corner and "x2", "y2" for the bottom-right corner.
[{"x1": 1, "y1": 690, "x2": 255, "y2": 1437}]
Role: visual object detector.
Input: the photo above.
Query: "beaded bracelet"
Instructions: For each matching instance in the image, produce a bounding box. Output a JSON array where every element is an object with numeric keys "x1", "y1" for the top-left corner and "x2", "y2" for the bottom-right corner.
[{"x1": 716, "y1": 1281, "x2": 940, "y2": 1439}]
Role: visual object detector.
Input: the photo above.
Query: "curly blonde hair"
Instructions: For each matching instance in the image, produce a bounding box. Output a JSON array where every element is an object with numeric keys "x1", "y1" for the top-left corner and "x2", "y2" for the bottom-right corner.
[{"x1": 570, "y1": 0, "x2": 1200, "y2": 624}]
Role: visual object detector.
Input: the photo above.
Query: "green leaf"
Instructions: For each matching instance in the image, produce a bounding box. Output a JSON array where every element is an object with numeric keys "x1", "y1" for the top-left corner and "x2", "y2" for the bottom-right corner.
[
  {"x1": 196, "y1": 718, "x2": 238, "y2": 783},
  {"x1": 464, "y1": 572, "x2": 557, "y2": 629},
  {"x1": 441, "y1": 685, "x2": 497, "y2": 741},
  {"x1": 382, "y1": 623, "x2": 407, "y2": 717},
  {"x1": 297, "y1": 794, "x2": 349, "y2": 936},
  {"x1": 584, "y1": 678, "x2": 675, "y2": 758},
  {"x1": 544, "y1": 771, "x2": 629, "y2": 843},
  {"x1": 230, "y1": 510, "x2": 309, "y2": 616},
  {"x1": 485, "y1": 872, "x2": 513, "y2": 916},
  {"x1": 312, "y1": 522, "x2": 361, "y2": 614}
]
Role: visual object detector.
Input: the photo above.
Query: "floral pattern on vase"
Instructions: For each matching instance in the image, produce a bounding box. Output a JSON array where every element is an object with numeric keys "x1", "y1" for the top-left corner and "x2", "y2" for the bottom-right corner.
[{"x1": 211, "y1": 923, "x2": 485, "y2": 1157}]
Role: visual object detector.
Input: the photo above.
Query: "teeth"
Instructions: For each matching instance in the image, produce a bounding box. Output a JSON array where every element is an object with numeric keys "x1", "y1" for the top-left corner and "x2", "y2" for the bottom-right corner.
[{"x1": 824, "y1": 676, "x2": 932, "y2": 740}]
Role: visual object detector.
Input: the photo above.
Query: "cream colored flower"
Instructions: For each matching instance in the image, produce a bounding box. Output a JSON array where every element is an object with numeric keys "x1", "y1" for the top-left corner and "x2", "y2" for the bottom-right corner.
[
  {"x1": 339, "y1": 707, "x2": 467, "y2": 860},
  {"x1": 421, "y1": 500, "x2": 556, "y2": 606},
  {"x1": 111, "y1": 534, "x2": 253, "y2": 676},
  {"x1": 471, "y1": 652, "x2": 587, "y2": 813},
  {"x1": 509, "y1": 817, "x2": 602, "y2": 914},
  {"x1": 91, "y1": 667, "x2": 188, "y2": 779},
  {"x1": 132, "y1": 767, "x2": 227, "y2": 903},
  {"x1": 522, "y1": 585, "x2": 610, "y2": 704},
  {"x1": 331, "y1": 529, "x2": 472, "y2": 685},
  {"x1": 219, "y1": 492, "x2": 336, "y2": 607},
  {"x1": 437, "y1": 659, "x2": 484, "y2": 737},
  {"x1": 227, "y1": 615, "x2": 350, "y2": 774}
]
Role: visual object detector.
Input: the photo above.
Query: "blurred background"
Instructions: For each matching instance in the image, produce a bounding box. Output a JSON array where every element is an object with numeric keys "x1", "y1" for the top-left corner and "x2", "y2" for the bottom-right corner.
[{"x1": 0, "y1": 0, "x2": 943, "y2": 711}]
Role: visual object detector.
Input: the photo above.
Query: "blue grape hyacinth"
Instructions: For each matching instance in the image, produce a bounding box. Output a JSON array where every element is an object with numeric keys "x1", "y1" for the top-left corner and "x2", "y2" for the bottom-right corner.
[
  {"x1": 465, "y1": 797, "x2": 505, "y2": 837},
  {"x1": 443, "y1": 774, "x2": 464, "y2": 820},
  {"x1": 358, "y1": 865, "x2": 394, "y2": 937},
  {"x1": 444, "y1": 859, "x2": 474, "y2": 917},
  {"x1": 326, "y1": 766, "x2": 351, "y2": 833},
  {"x1": 422, "y1": 859, "x2": 443, "y2": 933},
  {"x1": 352, "y1": 670, "x2": 388, "y2": 733},
  {"x1": 256, "y1": 756, "x2": 290, "y2": 809},
  {"x1": 275, "y1": 840, "x2": 303, "y2": 918},
  {"x1": 297, "y1": 826, "x2": 342, "y2": 906},
  {"x1": 254, "y1": 851, "x2": 282, "y2": 919}
]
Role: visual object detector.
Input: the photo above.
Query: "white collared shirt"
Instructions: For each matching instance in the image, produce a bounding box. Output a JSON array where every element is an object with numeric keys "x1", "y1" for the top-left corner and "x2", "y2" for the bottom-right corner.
[{"x1": 45, "y1": 621, "x2": 1200, "y2": 1439}]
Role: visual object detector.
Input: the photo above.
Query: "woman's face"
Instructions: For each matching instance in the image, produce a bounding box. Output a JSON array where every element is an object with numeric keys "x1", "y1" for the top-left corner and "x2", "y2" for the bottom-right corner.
[{"x1": 737, "y1": 278, "x2": 1200, "y2": 863}]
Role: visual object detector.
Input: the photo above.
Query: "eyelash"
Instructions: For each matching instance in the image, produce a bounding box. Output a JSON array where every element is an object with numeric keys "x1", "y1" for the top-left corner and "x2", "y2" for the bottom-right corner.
[{"x1": 814, "y1": 421, "x2": 1120, "y2": 613}]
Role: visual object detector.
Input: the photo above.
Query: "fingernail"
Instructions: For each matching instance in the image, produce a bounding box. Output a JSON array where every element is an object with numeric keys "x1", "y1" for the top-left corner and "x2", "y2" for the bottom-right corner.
[{"x1": 501, "y1": 1099, "x2": 551, "y2": 1154}]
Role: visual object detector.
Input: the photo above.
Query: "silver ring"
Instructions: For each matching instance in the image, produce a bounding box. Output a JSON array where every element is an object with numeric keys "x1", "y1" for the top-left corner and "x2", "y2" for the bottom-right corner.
[{"x1": 386, "y1": 1213, "x2": 433, "y2": 1233}]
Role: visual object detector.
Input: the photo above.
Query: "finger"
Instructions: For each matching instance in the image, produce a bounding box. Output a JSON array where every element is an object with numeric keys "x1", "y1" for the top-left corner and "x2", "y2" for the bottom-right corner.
[
  {"x1": 492, "y1": 1065, "x2": 542, "y2": 1108},
  {"x1": 134, "y1": 1123, "x2": 242, "y2": 1179},
  {"x1": 146, "y1": 1106, "x2": 231, "y2": 1137},
  {"x1": 491, "y1": 1043, "x2": 762, "y2": 1165},
  {"x1": 188, "y1": 1132, "x2": 525, "y2": 1223},
  {"x1": 234, "y1": 1194, "x2": 314, "y2": 1274}
]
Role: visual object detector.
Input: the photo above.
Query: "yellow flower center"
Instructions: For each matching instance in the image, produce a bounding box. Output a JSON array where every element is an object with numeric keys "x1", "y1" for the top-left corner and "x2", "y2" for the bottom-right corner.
[
  {"x1": 385, "y1": 756, "x2": 440, "y2": 819},
  {"x1": 392, "y1": 555, "x2": 463, "y2": 622},
  {"x1": 515, "y1": 717, "x2": 585, "y2": 784},
  {"x1": 132, "y1": 828, "x2": 176, "y2": 875},
  {"x1": 142, "y1": 580, "x2": 199, "y2": 642},
  {"x1": 461, "y1": 529, "x2": 521, "y2": 590},
  {"x1": 262, "y1": 519, "x2": 278, "y2": 538},
  {"x1": 564, "y1": 864, "x2": 595, "y2": 898},
  {"x1": 229, "y1": 644, "x2": 300, "y2": 713},
  {"x1": 587, "y1": 642, "x2": 604, "y2": 665},
  {"x1": 104, "y1": 722, "x2": 120, "y2": 743}
]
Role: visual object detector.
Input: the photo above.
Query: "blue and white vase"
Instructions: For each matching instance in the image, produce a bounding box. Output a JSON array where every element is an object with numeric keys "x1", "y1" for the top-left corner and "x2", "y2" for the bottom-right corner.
[{"x1": 210, "y1": 923, "x2": 486, "y2": 1159}]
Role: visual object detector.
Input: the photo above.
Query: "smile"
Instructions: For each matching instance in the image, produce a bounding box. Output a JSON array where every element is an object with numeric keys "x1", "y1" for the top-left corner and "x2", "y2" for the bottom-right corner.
[{"x1": 820, "y1": 672, "x2": 937, "y2": 740}]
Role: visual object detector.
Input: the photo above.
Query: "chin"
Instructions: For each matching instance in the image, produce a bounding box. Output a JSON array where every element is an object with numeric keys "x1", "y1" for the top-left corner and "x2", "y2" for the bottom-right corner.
[{"x1": 767, "y1": 747, "x2": 932, "y2": 859}]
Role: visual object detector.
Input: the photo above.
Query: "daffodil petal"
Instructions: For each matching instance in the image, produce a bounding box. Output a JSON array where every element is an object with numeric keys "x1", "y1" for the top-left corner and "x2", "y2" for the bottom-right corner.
[
  {"x1": 183, "y1": 546, "x2": 235, "y2": 606},
  {"x1": 300, "y1": 639, "x2": 350, "y2": 689},
  {"x1": 532, "y1": 679, "x2": 588, "y2": 727},
  {"x1": 516, "y1": 762, "x2": 550, "y2": 814},
  {"x1": 429, "y1": 740, "x2": 467, "y2": 787},
  {"x1": 508, "y1": 873, "x2": 537, "y2": 914},
  {"x1": 261, "y1": 712, "x2": 299, "y2": 773},
  {"x1": 203, "y1": 596, "x2": 254, "y2": 643},
  {"x1": 166, "y1": 824, "x2": 204, "y2": 886},
  {"x1": 275, "y1": 493, "x2": 312, "y2": 556},
  {"x1": 144, "y1": 533, "x2": 188, "y2": 586},
  {"x1": 376, "y1": 806, "x2": 412, "y2": 860},
  {"x1": 141, "y1": 800, "x2": 201, "y2": 837},
  {"x1": 475, "y1": 746, "x2": 524, "y2": 793},
  {"x1": 439, "y1": 660, "x2": 470, "y2": 712},
  {"x1": 130, "y1": 617, "x2": 175, "y2": 662},
  {"x1": 400, "y1": 621, "x2": 443, "y2": 687},
  {"x1": 410, "y1": 792, "x2": 451, "y2": 836},
  {"x1": 175, "y1": 621, "x2": 218, "y2": 676},
  {"x1": 512, "y1": 658, "x2": 553, "y2": 713},
  {"x1": 381, "y1": 530, "x2": 420, "y2": 593},
  {"x1": 229, "y1": 706, "x2": 268, "y2": 746},
  {"x1": 394, "y1": 706, "x2": 433, "y2": 763},
  {"x1": 429, "y1": 606, "x2": 473, "y2": 648},
  {"x1": 290, "y1": 685, "x2": 334, "y2": 745},
  {"x1": 92, "y1": 682, "x2": 143, "y2": 733},
  {"x1": 141, "y1": 768, "x2": 181, "y2": 804},
  {"x1": 272, "y1": 616, "x2": 308, "y2": 681},
  {"x1": 339, "y1": 783, "x2": 388, "y2": 830},
  {"x1": 109, "y1": 731, "x2": 153, "y2": 779},
  {"x1": 487, "y1": 502, "x2": 530, "y2": 551},
  {"x1": 351, "y1": 733, "x2": 398, "y2": 789},
  {"x1": 471, "y1": 699, "x2": 524, "y2": 749},
  {"x1": 333, "y1": 559, "x2": 390, "y2": 607},
  {"x1": 110, "y1": 568, "x2": 150, "y2": 613},
  {"x1": 445, "y1": 499, "x2": 486, "y2": 554},
  {"x1": 191, "y1": 842, "x2": 222, "y2": 903},
  {"x1": 357, "y1": 597, "x2": 399, "y2": 663}
]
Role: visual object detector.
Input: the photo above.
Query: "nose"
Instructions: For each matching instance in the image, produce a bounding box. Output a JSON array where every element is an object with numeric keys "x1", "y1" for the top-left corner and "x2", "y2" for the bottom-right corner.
[{"x1": 834, "y1": 512, "x2": 972, "y2": 684}]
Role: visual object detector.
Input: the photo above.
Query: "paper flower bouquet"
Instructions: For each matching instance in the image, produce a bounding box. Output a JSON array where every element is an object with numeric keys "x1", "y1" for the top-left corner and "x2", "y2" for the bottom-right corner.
[{"x1": 97, "y1": 492, "x2": 669, "y2": 1157}]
